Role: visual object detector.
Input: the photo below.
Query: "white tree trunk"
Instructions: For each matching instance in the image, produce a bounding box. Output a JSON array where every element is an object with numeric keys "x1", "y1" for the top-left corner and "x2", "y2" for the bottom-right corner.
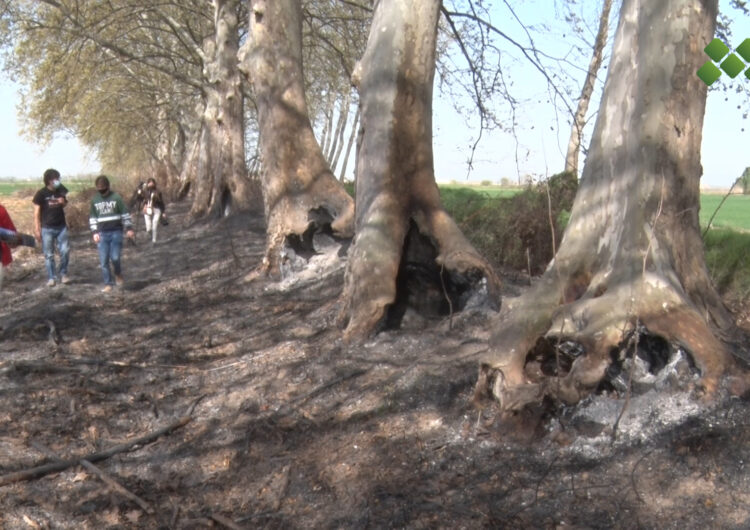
[
  {"x1": 477, "y1": 0, "x2": 737, "y2": 410},
  {"x1": 245, "y1": 0, "x2": 354, "y2": 277},
  {"x1": 338, "y1": 0, "x2": 499, "y2": 341},
  {"x1": 190, "y1": 0, "x2": 255, "y2": 217}
]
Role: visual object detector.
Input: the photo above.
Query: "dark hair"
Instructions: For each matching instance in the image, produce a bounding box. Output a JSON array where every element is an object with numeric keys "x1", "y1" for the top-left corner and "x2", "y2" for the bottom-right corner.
[
  {"x1": 43, "y1": 168, "x2": 60, "y2": 186},
  {"x1": 147, "y1": 178, "x2": 157, "y2": 186},
  {"x1": 95, "y1": 175, "x2": 110, "y2": 189}
]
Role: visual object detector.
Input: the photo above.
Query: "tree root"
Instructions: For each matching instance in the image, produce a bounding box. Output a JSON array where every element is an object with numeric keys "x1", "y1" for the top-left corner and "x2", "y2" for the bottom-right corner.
[{"x1": 476, "y1": 273, "x2": 736, "y2": 412}]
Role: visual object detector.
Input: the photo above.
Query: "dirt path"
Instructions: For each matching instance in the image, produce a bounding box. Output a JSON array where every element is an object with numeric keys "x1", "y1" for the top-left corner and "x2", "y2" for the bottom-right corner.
[{"x1": 1, "y1": 199, "x2": 750, "y2": 529}]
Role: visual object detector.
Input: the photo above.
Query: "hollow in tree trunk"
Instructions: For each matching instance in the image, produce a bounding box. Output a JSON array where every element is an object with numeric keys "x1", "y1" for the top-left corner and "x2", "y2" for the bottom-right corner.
[
  {"x1": 244, "y1": 0, "x2": 355, "y2": 277},
  {"x1": 475, "y1": 0, "x2": 742, "y2": 412},
  {"x1": 338, "y1": 0, "x2": 501, "y2": 342}
]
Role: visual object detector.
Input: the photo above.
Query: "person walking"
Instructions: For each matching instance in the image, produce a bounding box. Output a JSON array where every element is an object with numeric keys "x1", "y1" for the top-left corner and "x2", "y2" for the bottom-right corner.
[
  {"x1": 142, "y1": 178, "x2": 167, "y2": 243},
  {"x1": 89, "y1": 175, "x2": 135, "y2": 292},
  {"x1": 0, "y1": 202, "x2": 20, "y2": 292},
  {"x1": 32, "y1": 168, "x2": 70, "y2": 287}
]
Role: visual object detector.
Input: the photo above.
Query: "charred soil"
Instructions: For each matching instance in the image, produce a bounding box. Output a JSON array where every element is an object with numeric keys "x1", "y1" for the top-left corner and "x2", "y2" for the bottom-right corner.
[{"x1": 1, "y1": 199, "x2": 750, "y2": 529}]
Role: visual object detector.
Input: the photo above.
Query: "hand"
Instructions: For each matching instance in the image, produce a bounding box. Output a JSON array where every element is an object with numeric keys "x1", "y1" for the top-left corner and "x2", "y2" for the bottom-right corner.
[
  {"x1": 126, "y1": 230, "x2": 135, "y2": 240},
  {"x1": 93, "y1": 233, "x2": 100, "y2": 244},
  {"x1": 34, "y1": 228, "x2": 41, "y2": 242}
]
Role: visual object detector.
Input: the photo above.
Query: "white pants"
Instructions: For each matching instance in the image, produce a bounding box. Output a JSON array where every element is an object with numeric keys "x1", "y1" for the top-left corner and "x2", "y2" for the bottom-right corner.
[{"x1": 144, "y1": 208, "x2": 162, "y2": 242}]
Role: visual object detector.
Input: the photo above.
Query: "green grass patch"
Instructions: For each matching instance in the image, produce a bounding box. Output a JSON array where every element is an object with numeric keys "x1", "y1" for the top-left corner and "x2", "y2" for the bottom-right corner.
[
  {"x1": 704, "y1": 227, "x2": 750, "y2": 297},
  {"x1": 439, "y1": 184, "x2": 522, "y2": 199},
  {"x1": 699, "y1": 193, "x2": 750, "y2": 231}
]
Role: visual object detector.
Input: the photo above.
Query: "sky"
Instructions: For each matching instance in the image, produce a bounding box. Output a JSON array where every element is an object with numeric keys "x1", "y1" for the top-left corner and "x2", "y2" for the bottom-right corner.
[
  {"x1": 430, "y1": 0, "x2": 750, "y2": 189},
  {"x1": 0, "y1": 0, "x2": 748, "y2": 188},
  {"x1": 0, "y1": 81, "x2": 100, "y2": 181}
]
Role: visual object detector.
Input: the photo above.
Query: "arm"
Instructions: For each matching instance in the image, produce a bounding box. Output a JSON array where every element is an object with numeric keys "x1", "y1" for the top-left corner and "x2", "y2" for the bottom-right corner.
[
  {"x1": 58, "y1": 185, "x2": 69, "y2": 208},
  {"x1": 33, "y1": 204, "x2": 42, "y2": 241},
  {"x1": 89, "y1": 200, "x2": 100, "y2": 243},
  {"x1": 0, "y1": 207, "x2": 19, "y2": 248}
]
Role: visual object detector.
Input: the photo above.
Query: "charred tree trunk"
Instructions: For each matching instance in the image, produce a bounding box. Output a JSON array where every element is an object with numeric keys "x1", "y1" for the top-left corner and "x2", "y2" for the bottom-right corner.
[
  {"x1": 564, "y1": 0, "x2": 613, "y2": 176},
  {"x1": 245, "y1": 0, "x2": 355, "y2": 277},
  {"x1": 187, "y1": 0, "x2": 255, "y2": 217},
  {"x1": 338, "y1": 0, "x2": 501, "y2": 342},
  {"x1": 476, "y1": 0, "x2": 740, "y2": 412}
]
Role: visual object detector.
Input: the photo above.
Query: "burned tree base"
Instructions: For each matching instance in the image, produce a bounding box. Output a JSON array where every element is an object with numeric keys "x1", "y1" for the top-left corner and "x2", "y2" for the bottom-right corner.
[
  {"x1": 340, "y1": 217, "x2": 501, "y2": 342},
  {"x1": 476, "y1": 272, "x2": 742, "y2": 414},
  {"x1": 248, "y1": 206, "x2": 352, "y2": 287}
]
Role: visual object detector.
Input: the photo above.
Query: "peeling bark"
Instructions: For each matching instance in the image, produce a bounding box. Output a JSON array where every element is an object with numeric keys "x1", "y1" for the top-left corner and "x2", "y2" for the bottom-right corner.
[
  {"x1": 186, "y1": 0, "x2": 256, "y2": 218},
  {"x1": 245, "y1": 0, "x2": 355, "y2": 278},
  {"x1": 476, "y1": 0, "x2": 741, "y2": 412},
  {"x1": 338, "y1": 0, "x2": 500, "y2": 342}
]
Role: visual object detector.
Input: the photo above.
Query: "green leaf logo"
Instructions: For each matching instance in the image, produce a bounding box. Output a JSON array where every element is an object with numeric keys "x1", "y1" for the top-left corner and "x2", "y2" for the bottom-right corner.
[{"x1": 697, "y1": 38, "x2": 750, "y2": 85}]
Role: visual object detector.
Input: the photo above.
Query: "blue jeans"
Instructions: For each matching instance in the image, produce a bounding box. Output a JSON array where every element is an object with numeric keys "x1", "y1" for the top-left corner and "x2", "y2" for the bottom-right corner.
[
  {"x1": 41, "y1": 226, "x2": 70, "y2": 281},
  {"x1": 97, "y1": 230, "x2": 123, "y2": 285}
]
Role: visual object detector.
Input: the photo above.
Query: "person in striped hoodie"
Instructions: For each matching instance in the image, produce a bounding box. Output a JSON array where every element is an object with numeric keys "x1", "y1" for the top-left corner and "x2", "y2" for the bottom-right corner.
[{"x1": 89, "y1": 175, "x2": 135, "y2": 292}]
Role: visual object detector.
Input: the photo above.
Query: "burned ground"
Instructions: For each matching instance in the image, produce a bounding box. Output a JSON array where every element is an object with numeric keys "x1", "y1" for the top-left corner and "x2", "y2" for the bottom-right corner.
[{"x1": 1, "y1": 198, "x2": 750, "y2": 529}]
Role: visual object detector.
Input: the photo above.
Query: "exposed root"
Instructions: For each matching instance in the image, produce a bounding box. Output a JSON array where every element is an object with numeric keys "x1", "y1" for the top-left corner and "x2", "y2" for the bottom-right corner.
[
  {"x1": 478, "y1": 274, "x2": 736, "y2": 412},
  {"x1": 251, "y1": 206, "x2": 350, "y2": 282}
]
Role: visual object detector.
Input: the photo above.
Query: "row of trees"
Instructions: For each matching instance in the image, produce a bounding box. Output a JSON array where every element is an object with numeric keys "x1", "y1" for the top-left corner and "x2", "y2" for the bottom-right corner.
[{"x1": 2, "y1": 0, "x2": 744, "y2": 409}]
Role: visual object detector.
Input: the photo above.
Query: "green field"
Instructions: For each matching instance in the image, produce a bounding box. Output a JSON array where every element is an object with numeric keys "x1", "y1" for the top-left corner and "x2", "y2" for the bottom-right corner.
[
  {"x1": 438, "y1": 186, "x2": 750, "y2": 231},
  {"x1": 698, "y1": 193, "x2": 750, "y2": 232},
  {"x1": 438, "y1": 184, "x2": 521, "y2": 199},
  {"x1": 0, "y1": 178, "x2": 95, "y2": 196}
]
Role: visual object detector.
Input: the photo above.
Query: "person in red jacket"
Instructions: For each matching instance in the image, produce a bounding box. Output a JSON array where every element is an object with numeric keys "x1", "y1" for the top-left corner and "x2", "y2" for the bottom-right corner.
[{"x1": 0, "y1": 203, "x2": 20, "y2": 291}]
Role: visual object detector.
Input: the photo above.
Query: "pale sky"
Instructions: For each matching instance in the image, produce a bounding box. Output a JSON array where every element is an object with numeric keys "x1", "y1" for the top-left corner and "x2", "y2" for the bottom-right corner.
[
  {"x1": 0, "y1": 0, "x2": 748, "y2": 188},
  {"x1": 0, "y1": 81, "x2": 100, "y2": 181}
]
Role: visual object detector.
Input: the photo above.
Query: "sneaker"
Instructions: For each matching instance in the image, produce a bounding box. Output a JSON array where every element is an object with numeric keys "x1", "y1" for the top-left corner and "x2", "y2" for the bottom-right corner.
[
  {"x1": 115, "y1": 275, "x2": 124, "y2": 287},
  {"x1": 61, "y1": 275, "x2": 71, "y2": 284},
  {"x1": 101, "y1": 285, "x2": 113, "y2": 293},
  {"x1": 47, "y1": 279, "x2": 56, "y2": 287}
]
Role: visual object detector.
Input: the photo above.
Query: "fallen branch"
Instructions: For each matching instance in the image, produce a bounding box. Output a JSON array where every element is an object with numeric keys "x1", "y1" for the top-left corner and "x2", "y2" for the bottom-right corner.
[
  {"x1": 0, "y1": 416, "x2": 191, "y2": 487},
  {"x1": 210, "y1": 513, "x2": 246, "y2": 530},
  {"x1": 80, "y1": 459, "x2": 154, "y2": 514},
  {"x1": 30, "y1": 441, "x2": 153, "y2": 514}
]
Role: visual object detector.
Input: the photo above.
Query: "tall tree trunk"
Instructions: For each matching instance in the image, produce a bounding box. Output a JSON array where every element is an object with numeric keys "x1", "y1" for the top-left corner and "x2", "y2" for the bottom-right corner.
[
  {"x1": 329, "y1": 92, "x2": 351, "y2": 172},
  {"x1": 338, "y1": 0, "x2": 501, "y2": 342},
  {"x1": 319, "y1": 91, "x2": 336, "y2": 160},
  {"x1": 245, "y1": 0, "x2": 354, "y2": 277},
  {"x1": 475, "y1": 0, "x2": 740, "y2": 412},
  {"x1": 189, "y1": 0, "x2": 255, "y2": 217},
  {"x1": 564, "y1": 0, "x2": 614, "y2": 175},
  {"x1": 338, "y1": 107, "x2": 360, "y2": 182},
  {"x1": 154, "y1": 106, "x2": 181, "y2": 192}
]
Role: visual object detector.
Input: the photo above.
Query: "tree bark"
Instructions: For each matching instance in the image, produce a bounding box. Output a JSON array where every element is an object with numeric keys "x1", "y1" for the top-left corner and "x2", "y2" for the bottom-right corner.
[
  {"x1": 476, "y1": 0, "x2": 740, "y2": 412},
  {"x1": 563, "y1": 0, "x2": 613, "y2": 176},
  {"x1": 338, "y1": 107, "x2": 359, "y2": 182},
  {"x1": 188, "y1": 0, "x2": 256, "y2": 217},
  {"x1": 245, "y1": 0, "x2": 355, "y2": 277},
  {"x1": 338, "y1": 0, "x2": 501, "y2": 342},
  {"x1": 328, "y1": 92, "x2": 350, "y2": 170}
]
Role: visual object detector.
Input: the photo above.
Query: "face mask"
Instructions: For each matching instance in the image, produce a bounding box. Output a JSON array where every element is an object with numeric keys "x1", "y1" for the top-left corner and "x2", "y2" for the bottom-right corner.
[{"x1": 52, "y1": 179, "x2": 61, "y2": 189}]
